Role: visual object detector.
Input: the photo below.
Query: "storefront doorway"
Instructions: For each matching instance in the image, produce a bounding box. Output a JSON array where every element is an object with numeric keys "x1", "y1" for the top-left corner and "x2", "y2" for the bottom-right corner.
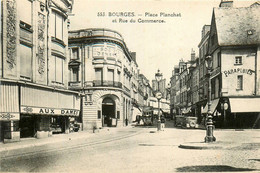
[
  {"x1": 20, "y1": 115, "x2": 37, "y2": 138},
  {"x1": 102, "y1": 97, "x2": 115, "y2": 127}
]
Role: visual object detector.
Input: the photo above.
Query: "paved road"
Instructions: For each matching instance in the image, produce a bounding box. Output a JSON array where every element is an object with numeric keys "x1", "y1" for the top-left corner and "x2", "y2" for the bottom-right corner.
[{"x1": 1, "y1": 124, "x2": 259, "y2": 172}]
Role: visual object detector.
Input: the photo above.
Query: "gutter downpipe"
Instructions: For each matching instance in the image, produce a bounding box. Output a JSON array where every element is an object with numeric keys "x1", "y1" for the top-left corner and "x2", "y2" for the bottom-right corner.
[
  {"x1": 46, "y1": 0, "x2": 50, "y2": 86},
  {"x1": 255, "y1": 46, "x2": 257, "y2": 95}
]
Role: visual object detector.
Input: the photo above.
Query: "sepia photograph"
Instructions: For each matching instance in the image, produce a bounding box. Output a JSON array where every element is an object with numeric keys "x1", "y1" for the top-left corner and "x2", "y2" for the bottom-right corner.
[{"x1": 0, "y1": 0, "x2": 259, "y2": 172}]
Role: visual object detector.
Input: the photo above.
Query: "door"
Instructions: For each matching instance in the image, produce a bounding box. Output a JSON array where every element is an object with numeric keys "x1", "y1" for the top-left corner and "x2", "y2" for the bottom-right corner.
[{"x1": 102, "y1": 97, "x2": 115, "y2": 127}]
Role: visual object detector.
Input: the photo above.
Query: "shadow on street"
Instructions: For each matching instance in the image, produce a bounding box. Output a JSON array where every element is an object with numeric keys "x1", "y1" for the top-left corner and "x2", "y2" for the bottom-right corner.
[{"x1": 176, "y1": 165, "x2": 258, "y2": 172}]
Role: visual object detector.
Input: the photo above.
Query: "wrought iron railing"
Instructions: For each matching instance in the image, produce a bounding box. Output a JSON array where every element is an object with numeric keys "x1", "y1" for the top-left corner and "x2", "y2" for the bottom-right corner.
[{"x1": 92, "y1": 80, "x2": 122, "y2": 88}]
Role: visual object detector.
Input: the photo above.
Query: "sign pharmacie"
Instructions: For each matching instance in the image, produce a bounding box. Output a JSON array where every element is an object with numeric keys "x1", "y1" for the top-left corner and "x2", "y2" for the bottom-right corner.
[{"x1": 21, "y1": 106, "x2": 80, "y2": 116}]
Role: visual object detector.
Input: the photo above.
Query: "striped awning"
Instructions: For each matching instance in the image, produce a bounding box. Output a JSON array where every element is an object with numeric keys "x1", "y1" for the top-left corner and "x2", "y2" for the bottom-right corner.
[{"x1": 202, "y1": 99, "x2": 219, "y2": 114}]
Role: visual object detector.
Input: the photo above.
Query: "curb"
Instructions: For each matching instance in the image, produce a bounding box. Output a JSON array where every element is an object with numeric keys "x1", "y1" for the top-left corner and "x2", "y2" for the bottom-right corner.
[{"x1": 179, "y1": 143, "x2": 223, "y2": 150}]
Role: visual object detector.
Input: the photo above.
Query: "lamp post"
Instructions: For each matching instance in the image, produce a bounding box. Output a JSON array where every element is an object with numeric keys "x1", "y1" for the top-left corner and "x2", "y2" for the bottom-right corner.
[
  {"x1": 155, "y1": 69, "x2": 163, "y2": 131},
  {"x1": 204, "y1": 56, "x2": 216, "y2": 142}
]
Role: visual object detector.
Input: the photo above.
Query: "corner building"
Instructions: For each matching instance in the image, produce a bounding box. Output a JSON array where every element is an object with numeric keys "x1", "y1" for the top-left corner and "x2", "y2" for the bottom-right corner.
[
  {"x1": 205, "y1": 3, "x2": 260, "y2": 128},
  {"x1": 0, "y1": 0, "x2": 79, "y2": 143},
  {"x1": 68, "y1": 29, "x2": 136, "y2": 130}
]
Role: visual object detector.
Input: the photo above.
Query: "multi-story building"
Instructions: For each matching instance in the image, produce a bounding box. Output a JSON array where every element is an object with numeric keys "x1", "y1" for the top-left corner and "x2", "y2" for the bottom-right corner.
[
  {"x1": 68, "y1": 28, "x2": 138, "y2": 130},
  {"x1": 205, "y1": 1, "x2": 260, "y2": 128},
  {"x1": 0, "y1": 0, "x2": 79, "y2": 143},
  {"x1": 135, "y1": 73, "x2": 153, "y2": 117},
  {"x1": 187, "y1": 56, "x2": 200, "y2": 117},
  {"x1": 197, "y1": 25, "x2": 211, "y2": 124},
  {"x1": 170, "y1": 66, "x2": 180, "y2": 116},
  {"x1": 130, "y1": 52, "x2": 140, "y2": 121}
]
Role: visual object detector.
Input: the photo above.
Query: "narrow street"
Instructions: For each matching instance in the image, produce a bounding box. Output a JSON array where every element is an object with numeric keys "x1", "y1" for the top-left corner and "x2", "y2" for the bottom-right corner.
[{"x1": 1, "y1": 121, "x2": 259, "y2": 172}]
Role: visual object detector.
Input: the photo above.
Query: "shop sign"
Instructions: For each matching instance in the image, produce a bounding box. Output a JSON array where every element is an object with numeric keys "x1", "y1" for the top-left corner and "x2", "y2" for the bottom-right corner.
[
  {"x1": 0, "y1": 113, "x2": 19, "y2": 121},
  {"x1": 211, "y1": 67, "x2": 220, "y2": 77},
  {"x1": 21, "y1": 106, "x2": 80, "y2": 116},
  {"x1": 223, "y1": 68, "x2": 254, "y2": 77},
  {"x1": 93, "y1": 46, "x2": 117, "y2": 58}
]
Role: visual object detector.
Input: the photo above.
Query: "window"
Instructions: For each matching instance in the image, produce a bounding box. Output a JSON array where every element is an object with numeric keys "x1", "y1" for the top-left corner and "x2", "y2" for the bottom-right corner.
[
  {"x1": 117, "y1": 111, "x2": 120, "y2": 119},
  {"x1": 72, "y1": 48, "x2": 79, "y2": 60},
  {"x1": 217, "y1": 52, "x2": 221, "y2": 67},
  {"x1": 52, "y1": 11, "x2": 64, "y2": 41},
  {"x1": 52, "y1": 56, "x2": 64, "y2": 83},
  {"x1": 20, "y1": 44, "x2": 32, "y2": 79},
  {"x1": 98, "y1": 111, "x2": 101, "y2": 119},
  {"x1": 117, "y1": 71, "x2": 121, "y2": 82},
  {"x1": 72, "y1": 68, "x2": 79, "y2": 82},
  {"x1": 95, "y1": 68, "x2": 103, "y2": 84},
  {"x1": 237, "y1": 75, "x2": 243, "y2": 90},
  {"x1": 108, "y1": 69, "x2": 114, "y2": 82},
  {"x1": 18, "y1": 0, "x2": 32, "y2": 29},
  {"x1": 235, "y1": 56, "x2": 242, "y2": 65}
]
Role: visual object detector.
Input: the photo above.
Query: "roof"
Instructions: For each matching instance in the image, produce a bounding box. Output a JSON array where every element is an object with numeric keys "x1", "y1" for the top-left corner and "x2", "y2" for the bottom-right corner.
[{"x1": 213, "y1": 5, "x2": 260, "y2": 46}]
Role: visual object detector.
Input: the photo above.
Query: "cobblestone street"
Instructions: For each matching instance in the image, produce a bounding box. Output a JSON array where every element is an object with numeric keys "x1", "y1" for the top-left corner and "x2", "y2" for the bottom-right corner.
[{"x1": 1, "y1": 121, "x2": 259, "y2": 172}]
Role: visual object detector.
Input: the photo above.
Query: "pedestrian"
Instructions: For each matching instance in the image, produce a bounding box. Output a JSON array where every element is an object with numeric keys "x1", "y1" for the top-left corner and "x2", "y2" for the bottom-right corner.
[{"x1": 161, "y1": 115, "x2": 165, "y2": 131}]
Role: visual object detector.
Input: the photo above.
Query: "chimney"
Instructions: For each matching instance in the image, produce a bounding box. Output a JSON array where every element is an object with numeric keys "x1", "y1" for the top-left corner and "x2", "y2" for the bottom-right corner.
[
  {"x1": 191, "y1": 49, "x2": 195, "y2": 62},
  {"x1": 219, "y1": 0, "x2": 233, "y2": 7}
]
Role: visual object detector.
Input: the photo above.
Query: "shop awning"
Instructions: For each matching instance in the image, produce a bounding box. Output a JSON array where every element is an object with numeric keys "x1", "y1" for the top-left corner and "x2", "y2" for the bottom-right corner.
[
  {"x1": 133, "y1": 106, "x2": 141, "y2": 116},
  {"x1": 229, "y1": 98, "x2": 260, "y2": 113},
  {"x1": 182, "y1": 107, "x2": 191, "y2": 114},
  {"x1": 143, "y1": 106, "x2": 153, "y2": 113},
  {"x1": 202, "y1": 99, "x2": 219, "y2": 114},
  {"x1": 162, "y1": 109, "x2": 170, "y2": 114}
]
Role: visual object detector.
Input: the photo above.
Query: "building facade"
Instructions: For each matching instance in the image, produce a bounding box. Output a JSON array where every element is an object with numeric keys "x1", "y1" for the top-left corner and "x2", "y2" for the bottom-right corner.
[
  {"x1": 0, "y1": 0, "x2": 79, "y2": 143},
  {"x1": 170, "y1": 1, "x2": 260, "y2": 129},
  {"x1": 197, "y1": 25, "x2": 211, "y2": 124},
  {"x1": 205, "y1": 2, "x2": 260, "y2": 128},
  {"x1": 68, "y1": 28, "x2": 138, "y2": 130}
]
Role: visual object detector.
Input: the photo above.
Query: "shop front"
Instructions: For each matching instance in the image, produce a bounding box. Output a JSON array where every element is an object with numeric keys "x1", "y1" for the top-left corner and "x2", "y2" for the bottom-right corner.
[
  {"x1": 226, "y1": 98, "x2": 260, "y2": 129},
  {"x1": 201, "y1": 97, "x2": 260, "y2": 129},
  {"x1": 0, "y1": 83, "x2": 20, "y2": 143},
  {"x1": 20, "y1": 85, "x2": 80, "y2": 138}
]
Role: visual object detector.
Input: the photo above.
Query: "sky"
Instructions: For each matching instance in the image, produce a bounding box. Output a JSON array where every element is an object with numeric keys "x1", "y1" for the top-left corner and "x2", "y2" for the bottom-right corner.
[{"x1": 69, "y1": 0, "x2": 255, "y2": 83}]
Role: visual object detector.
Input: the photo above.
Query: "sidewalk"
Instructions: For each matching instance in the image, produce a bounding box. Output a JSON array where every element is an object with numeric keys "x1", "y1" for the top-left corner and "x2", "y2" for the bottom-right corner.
[
  {"x1": 0, "y1": 125, "x2": 140, "y2": 159},
  {"x1": 179, "y1": 129, "x2": 260, "y2": 150}
]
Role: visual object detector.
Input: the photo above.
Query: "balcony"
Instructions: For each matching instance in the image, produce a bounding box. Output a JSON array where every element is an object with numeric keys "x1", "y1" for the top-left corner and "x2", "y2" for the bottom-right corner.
[
  {"x1": 68, "y1": 81, "x2": 82, "y2": 88},
  {"x1": 92, "y1": 80, "x2": 122, "y2": 88}
]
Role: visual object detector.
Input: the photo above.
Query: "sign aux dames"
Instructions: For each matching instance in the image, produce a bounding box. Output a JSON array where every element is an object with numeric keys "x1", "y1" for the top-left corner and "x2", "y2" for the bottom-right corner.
[{"x1": 21, "y1": 106, "x2": 80, "y2": 116}]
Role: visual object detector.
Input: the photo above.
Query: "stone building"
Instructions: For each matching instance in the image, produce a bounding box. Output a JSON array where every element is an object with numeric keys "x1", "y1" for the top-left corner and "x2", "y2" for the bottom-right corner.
[
  {"x1": 170, "y1": 66, "x2": 180, "y2": 116},
  {"x1": 197, "y1": 25, "x2": 211, "y2": 124},
  {"x1": 205, "y1": 1, "x2": 260, "y2": 128},
  {"x1": 68, "y1": 28, "x2": 138, "y2": 130},
  {"x1": 0, "y1": 0, "x2": 79, "y2": 143}
]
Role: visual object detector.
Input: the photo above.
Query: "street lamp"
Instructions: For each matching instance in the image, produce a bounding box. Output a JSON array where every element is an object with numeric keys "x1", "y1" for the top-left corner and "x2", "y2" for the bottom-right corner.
[
  {"x1": 204, "y1": 56, "x2": 216, "y2": 142},
  {"x1": 155, "y1": 69, "x2": 163, "y2": 131}
]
